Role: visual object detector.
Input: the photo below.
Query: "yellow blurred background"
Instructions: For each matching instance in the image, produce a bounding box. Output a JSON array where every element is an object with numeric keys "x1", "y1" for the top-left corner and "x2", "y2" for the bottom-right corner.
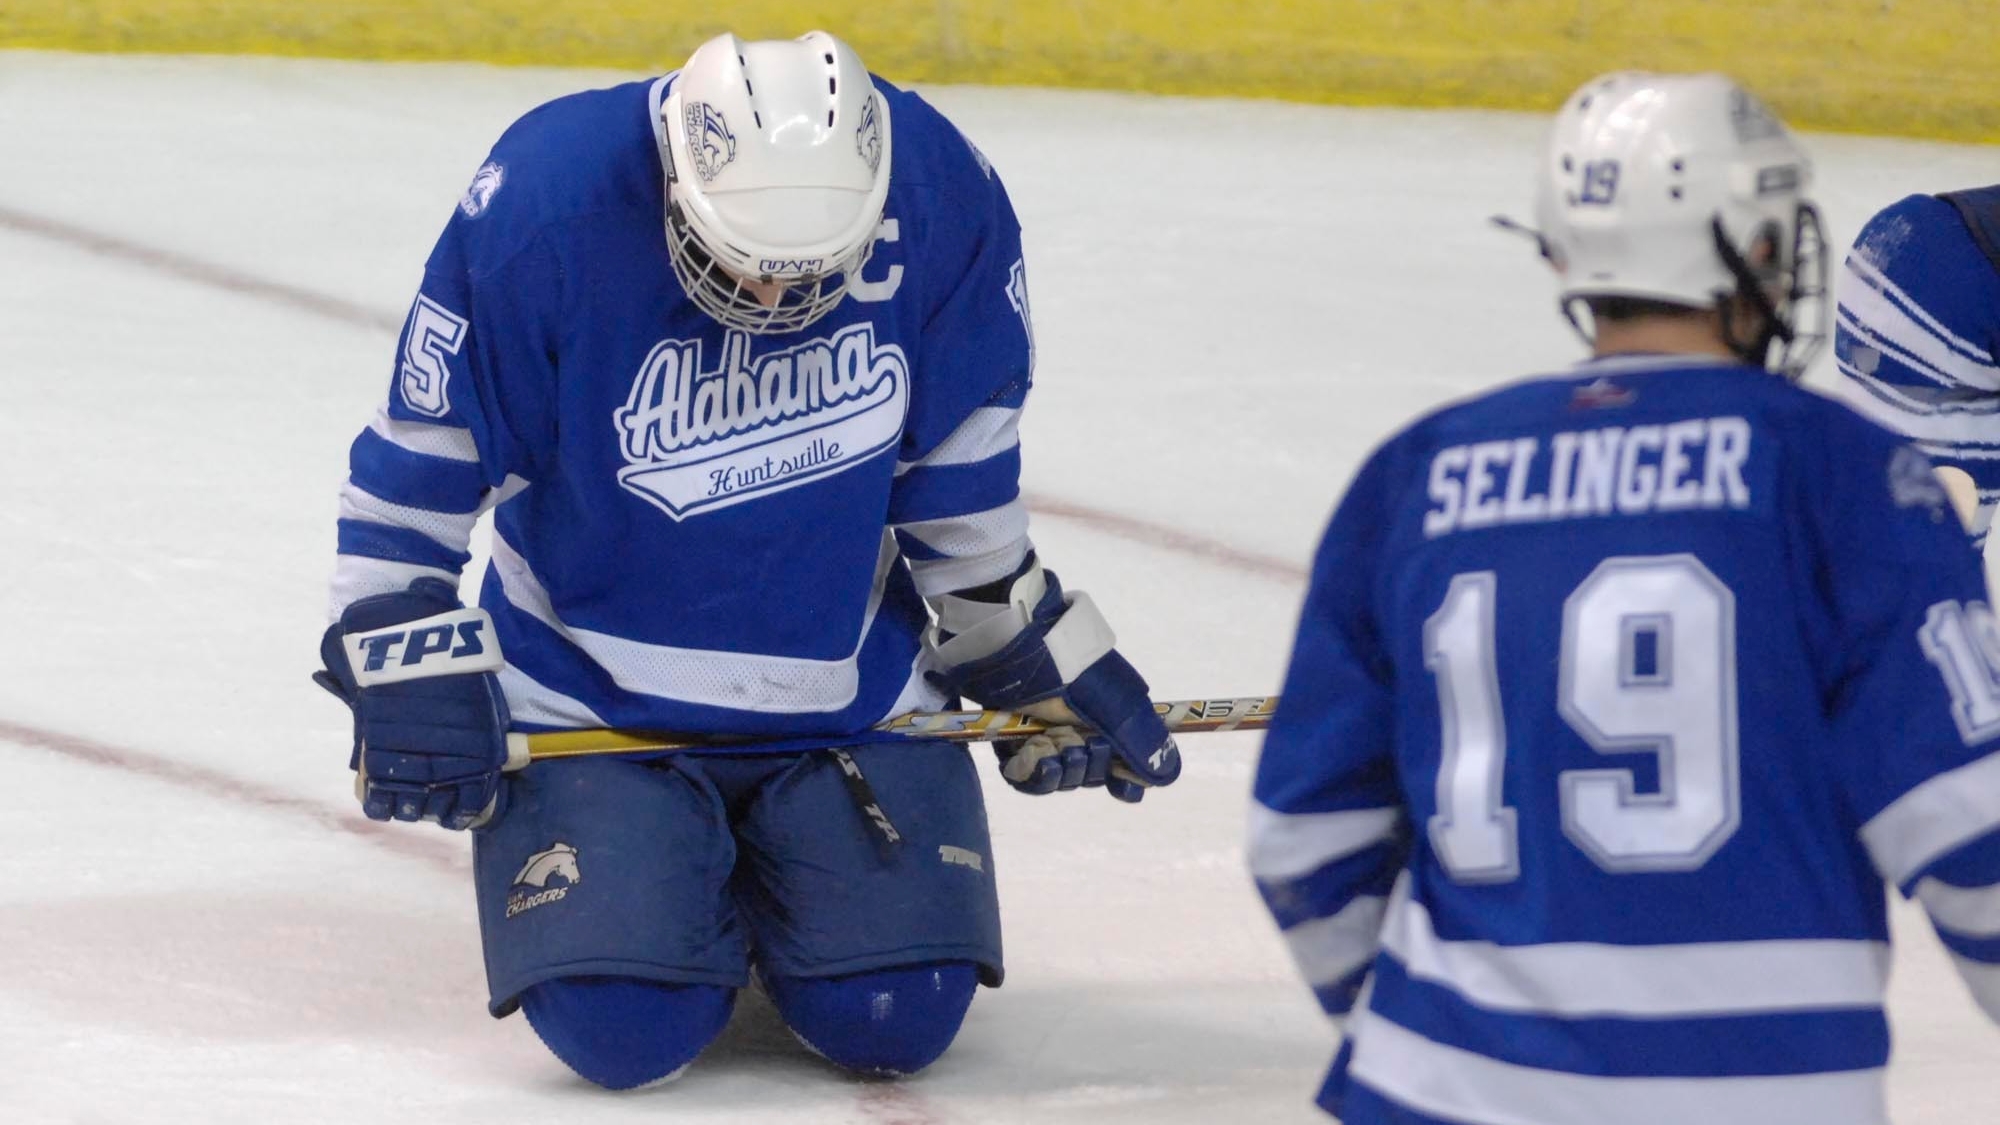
[{"x1": 5, "y1": 1, "x2": 1995, "y2": 143}]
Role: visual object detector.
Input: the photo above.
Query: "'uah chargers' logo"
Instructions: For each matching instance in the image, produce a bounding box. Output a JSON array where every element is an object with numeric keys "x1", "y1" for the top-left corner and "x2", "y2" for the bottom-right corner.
[
  {"x1": 855, "y1": 94, "x2": 883, "y2": 172},
  {"x1": 613, "y1": 324, "x2": 909, "y2": 520},
  {"x1": 458, "y1": 161, "x2": 505, "y2": 219},
  {"x1": 685, "y1": 102, "x2": 737, "y2": 183},
  {"x1": 506, "y1": 841, "x2": 580, "y2": 919}
]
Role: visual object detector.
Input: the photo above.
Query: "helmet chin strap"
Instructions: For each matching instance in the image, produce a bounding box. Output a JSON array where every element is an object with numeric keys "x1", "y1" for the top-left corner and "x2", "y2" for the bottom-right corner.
[
  {"x1": 1711, "y1": 216, "x2": 1795, "y2": 375},
  {"x1": 1559, "y1": 295, "x2": 1599, "y2": 351}
]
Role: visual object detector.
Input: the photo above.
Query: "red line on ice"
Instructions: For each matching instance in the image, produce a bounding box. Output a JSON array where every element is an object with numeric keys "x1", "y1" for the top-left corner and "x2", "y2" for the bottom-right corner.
[
  {"x1": 1023, "y1": 491, "x2": 1306, "y2": 583},
  {"x1": 0, "y1": 204, "x2": 405, "y2": 333},
  {"x1": 0, "y1": 718, "x2": 465, "y2": 873}
]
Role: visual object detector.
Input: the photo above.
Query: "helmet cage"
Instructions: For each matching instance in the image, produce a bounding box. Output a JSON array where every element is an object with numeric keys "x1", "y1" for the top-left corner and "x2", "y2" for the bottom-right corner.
[
  {"x1": 662, "y1": 185, "x2": 877, "y2": 335},
  {"x1": 1712, "y1": 203, "x2": 1829, "y2": 379}
]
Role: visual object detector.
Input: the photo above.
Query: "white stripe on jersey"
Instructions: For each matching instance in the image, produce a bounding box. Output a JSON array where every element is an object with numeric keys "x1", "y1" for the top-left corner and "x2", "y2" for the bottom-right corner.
[
  {"x1": 369, "y1": 405, "x2": 482, "y2": 461},
  {"x1": 1344, "y1": 1006, "x2": 1889, "y2": 1125},
  {"x1": 1834, "y1": 356, "x2": 2000, "y2": 436},
  {"x1": 904, "y1": 539, "x2": 1033, "y2": 597},
  {"x1": 496, "y1": 663, "x2": 607, "y2": 728},
  {"x1": 1847, "y1": 253, "x2": 1998, "y2": 363},
  {"x1": 495, "y1": 633, "x2": 947, "y2": 733},
  {"x1": 1915, "y1": 876, "x2": 2000, "y2": 939},
  {"x1": 338, "y1": 482, "x2": 480, "y2": 552},
  {"x1": 489, "y1": 529, "x2": 900, "y2": 714},
  {"x1": 894, "y1": 405, "x2": 1022, "y2": 474},
  {"x1": 875, "y1": 647, "x2": 951, "y2": 723},
  {"x1": 327, "y1": 557, "x2": 461, "y2": 621},
  {"x1": 1840, "y1": 256, "x2": 2000, "y2": 388},
  {"x1": 1951, "y1": 954, "x2": 2000, "y2": 1022},
  {"x1": 1284, "y1": 892, "x2": 1389, "y2": 989},
  {"x1": 1248, "y1": 801, "x2": 1402, "y2": 883},
  {"x1": 896, "y1": 499, "x2": 1031, "y2": 558},
  {"x1": 1378, "y1": 876, "x2": 1890, "y2": 1017},
  {"x1": 1861, "y1": 747, "x2": 2000, "y2": 886}
]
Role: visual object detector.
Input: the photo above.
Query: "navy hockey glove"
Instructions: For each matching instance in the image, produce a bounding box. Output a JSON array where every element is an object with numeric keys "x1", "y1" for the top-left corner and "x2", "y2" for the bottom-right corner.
[
  {"x1": 930, "y1": 563, "x2": 1181, "y2": 803},
  {"x1": 313, "y1": 577, "x2": 511, "y2": 830},
  {"x1": 991, "y1": 727, "x2": 1124, "y2": 797}
]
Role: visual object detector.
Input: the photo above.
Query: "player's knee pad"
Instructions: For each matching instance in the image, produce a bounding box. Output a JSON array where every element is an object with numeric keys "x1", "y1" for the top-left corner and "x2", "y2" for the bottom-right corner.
[
  {"x1": 519, "y1": 975, "x2": 735, "y2": 1090},
  {"x1": 765, "y1": 960, "x2": 978, "y2": 1077}
]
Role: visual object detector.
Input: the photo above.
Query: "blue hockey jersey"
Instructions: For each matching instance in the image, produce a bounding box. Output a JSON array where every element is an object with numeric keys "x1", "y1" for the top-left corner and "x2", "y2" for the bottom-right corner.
[
  {"x1": 1253, "y1": 355, "x2": 2000, "y2": 1125},
  {"x1": 331, "y1": 74, "x2": 1036, "y2": 737},
  {"x1": 1832, "y1": 187, "x2": 2000, "y2": 549}
]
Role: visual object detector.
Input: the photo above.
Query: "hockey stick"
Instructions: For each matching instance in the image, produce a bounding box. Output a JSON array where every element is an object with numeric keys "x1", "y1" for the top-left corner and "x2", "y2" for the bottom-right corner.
[{"x1": 504, "y1": 695, "x2": 1278, "y2": 768}]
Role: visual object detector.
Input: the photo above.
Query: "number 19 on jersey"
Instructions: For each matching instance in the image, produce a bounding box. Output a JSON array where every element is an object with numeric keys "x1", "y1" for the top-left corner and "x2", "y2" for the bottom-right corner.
[{"x1": 1425, "y1": 554, "x2": 1742, "y2": 883}]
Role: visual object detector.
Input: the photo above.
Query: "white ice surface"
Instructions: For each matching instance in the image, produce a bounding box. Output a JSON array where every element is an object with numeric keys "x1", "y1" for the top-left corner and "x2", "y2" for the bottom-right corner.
[{"x1": 1, "y1": 50, "x2": 1997, "y2": 1124}]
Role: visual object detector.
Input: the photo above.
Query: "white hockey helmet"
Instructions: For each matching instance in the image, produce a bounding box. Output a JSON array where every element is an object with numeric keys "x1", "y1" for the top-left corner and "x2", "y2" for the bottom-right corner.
[
  {"x1": 1530, "y1": 72, "x2": 1828, "y2": 377},
  {"x1": 660, "y1": 31, "x2": 892, "y2": 334}
]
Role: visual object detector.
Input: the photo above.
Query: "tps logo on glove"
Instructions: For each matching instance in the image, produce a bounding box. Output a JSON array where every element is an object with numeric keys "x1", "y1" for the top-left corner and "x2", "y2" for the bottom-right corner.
[{"x1": 343, "y1": 608, "x2": 504, "y2": 687}]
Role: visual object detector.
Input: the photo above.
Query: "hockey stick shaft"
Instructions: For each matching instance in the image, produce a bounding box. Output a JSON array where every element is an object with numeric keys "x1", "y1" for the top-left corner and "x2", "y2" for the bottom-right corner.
[{"x1": 505, "y1": 695, "x2": 1278, "y2": 768}]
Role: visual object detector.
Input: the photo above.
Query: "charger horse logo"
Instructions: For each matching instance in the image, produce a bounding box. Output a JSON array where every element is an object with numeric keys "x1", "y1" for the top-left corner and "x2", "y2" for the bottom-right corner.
[
  {"x1": 506, "y1": 842, "x2": 581, "y2": 919},
  {"x1": 686, "y1": 102, "x2": 737, "y2": 183},
  {"x1": 458, "y1": 161, "x2": 505, "y2": 219},
  {"x1": 513, "y1": 842, "x2": 581, "y2": 888}
]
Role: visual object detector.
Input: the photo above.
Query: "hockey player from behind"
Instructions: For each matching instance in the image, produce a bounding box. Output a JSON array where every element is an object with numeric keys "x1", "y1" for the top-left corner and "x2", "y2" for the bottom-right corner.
[
  {"x1": 311, "y1": 30, "x2": 1181, "y2": 1090},
  {"x1": 1252, "y1": 73, "x2": 2000, "y2": 1125},
  {"x1": 1828, "y1": 180, "x2": 2000, "y2": 549}
]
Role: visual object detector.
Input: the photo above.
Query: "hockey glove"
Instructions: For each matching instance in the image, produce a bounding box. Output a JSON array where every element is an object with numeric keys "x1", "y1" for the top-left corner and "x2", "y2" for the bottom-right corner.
[
  {"x1": 929, "y1": 564, "x2": 1181, "y2": 803},
  {"x1": 313, "y1": 577, "x2": 511, "y2": 830}
]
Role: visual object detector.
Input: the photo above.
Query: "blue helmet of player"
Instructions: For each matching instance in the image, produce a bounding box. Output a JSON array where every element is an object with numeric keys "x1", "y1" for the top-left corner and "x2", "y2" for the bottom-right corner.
[
  {"x1": 659, "y1": 31, "x2": 893, "y2": 335},
  {"x1": 1526, "y1": 72, "x2": 1829, "y2": 378}
]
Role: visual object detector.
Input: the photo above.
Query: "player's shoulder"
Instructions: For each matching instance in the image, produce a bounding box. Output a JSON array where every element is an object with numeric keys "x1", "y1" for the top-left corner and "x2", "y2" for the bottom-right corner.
[
  {"x1": 1764, "y1": 377, "x2": 1967, "y2": 549},
  {"x1": 439, "y1": 78, "x2": 661, "y2": 269},
  {"x1": 1383, "y1": 356, "x2": 1876, "y2": 473},
  {"x1": 1405, "y1": 356, "x2": 1770, "y2": 437},
  {"x1": 1851, "y1": 192, "x2": 1964, "y2": 271},
  {"x1": 1848, "y1": 189, "x2": 2000, "y2": 305},
  {"x1": 874, "y1": 78, "x2": 1003, "y2": 194}
]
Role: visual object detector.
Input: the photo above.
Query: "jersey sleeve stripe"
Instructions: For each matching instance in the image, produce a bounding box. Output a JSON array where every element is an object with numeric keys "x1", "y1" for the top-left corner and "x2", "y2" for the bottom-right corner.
[
  {"x1": 1931, "y1": 926, "x2": 2000, "y2": 966},
  {"x1": 349, "y1": 429, "x2": 488, "y2": 514},
  {"x1": 328, "y1": 557, "x2": 461, "y2": 619},
  {"x1": 885, "y1": 450, "x2": 1022, "y2": 525},
  {"x1": 1342, "y1": 1006, "x2": 1888, "y2": 1125},
  {"x1": 903, "y1": 539, "x2": 1032, "y2": 598},
  {"x1": 338, "y1": 484, "x2": 480, "y2": 556},
  {"x1": 1281, "y1": 892, "x2": 1390, "y2": 990},
  {"x1": 1844, "y1": 253, "x2": 1997, "y2": 368},
  {"x1": 895, "y1": 532, "x2": 948, "y2": 562},
  {"x1": 1257, "y1": 841, "x2": 1403, "y2": 931},
  {"x1": 1860, "y1": 747, "x2": 2000, "y2": 887},
  {"x1": 1834, "y1": 297, "x2": 2000, "y2": 396},
  {"x1": 368, "y1": 405, "x2": 481, "y2": 462},
  {"x1": 894, "y1": 405, "x2": 1021, "y2": 475},
  {"x1": 1834, "y1": 357, "x2": 2000, "y2": 433},
  {"x1": 1248, "y1": 801, "x2": 1403, "y2": 882},
  {"x1": 1313, "y1": 963, "x2": 1373, "y2": 1019},
  {"x1": 893, "y1": 498, "x2": 1031, "y2": 558},
  {"x1": 1915, "y1": 875, "x2": 2000, "y2": 940},
  {"x1": 1950, "y1": 954, "x2": 2000, "y2": 1022},
  {"x1": 1378, "y1": 878, "x2": 1890, "y2": 1017},
  {"x1": 335, "y1": 519, "x2": 471, "y2": 572}
]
